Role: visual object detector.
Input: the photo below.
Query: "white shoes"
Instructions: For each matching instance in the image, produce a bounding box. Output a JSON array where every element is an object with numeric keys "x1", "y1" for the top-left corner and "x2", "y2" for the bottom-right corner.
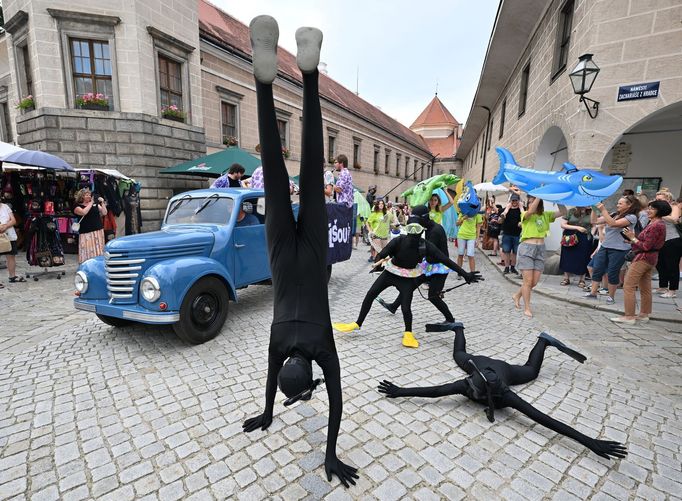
[
  {"x1": 610, "y1": 317, "x2": 636, "y2": 325},
  {"x1": 660, "y1": 291, "x2": 677, "y2": 298},
  {"x1": 250, "y1": 17, "x2": 324, "y2": 83},
  {"x1": 295, "y1": 27, "x2": 323, "y2": 74},
  {"x1": 249, "y1": 15, "x2": 279, "y2": 84}
]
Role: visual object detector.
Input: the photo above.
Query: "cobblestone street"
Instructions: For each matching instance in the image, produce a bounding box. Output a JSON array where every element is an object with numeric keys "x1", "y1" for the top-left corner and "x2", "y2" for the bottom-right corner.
[{"x1": 1, "y1": 248, "x2": 681, "y2": 500}]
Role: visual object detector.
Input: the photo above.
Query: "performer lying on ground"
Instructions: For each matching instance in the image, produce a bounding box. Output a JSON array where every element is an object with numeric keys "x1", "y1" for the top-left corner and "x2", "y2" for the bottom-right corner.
[
  {"x1": 378, "y1": 324, "x2": 627, "y2": 460},
  {"x1": 242, "y1": 16, "x2": 358, "y2": 488},
  {"x1": 377, "y1": 205, "x2": 457, "y2": 326},
  {"x1": 333, "y1": 223, "x2": 482, "y2": 348}
]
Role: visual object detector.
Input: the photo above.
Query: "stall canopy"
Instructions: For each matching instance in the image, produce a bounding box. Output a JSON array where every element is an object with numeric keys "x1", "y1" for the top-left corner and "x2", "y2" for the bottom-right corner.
[
  {"x1": 75, "y1": 167, "x2": 132, "y2": 180},
  {"x1": 0, "y1": 141, "x2": 74, "y2": 171},
  {"x1": 159, "y1": 147, "x2": 261, "y2": 177}
]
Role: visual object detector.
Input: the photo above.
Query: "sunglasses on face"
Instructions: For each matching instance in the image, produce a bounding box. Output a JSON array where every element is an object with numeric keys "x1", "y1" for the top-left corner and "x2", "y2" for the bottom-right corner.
[{"x1": 283, "y1": 378, "x2": 325, "y2": 407}]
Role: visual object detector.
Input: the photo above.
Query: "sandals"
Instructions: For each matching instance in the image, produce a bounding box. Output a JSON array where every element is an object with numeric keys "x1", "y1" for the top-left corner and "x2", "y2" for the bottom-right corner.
[
  {"x1": 0, "y1": 283, "x2": 4, "y2": 289},
  {"x1": 560, "y1": 279, "x2": 571, "y2": 286},
  {"x1": 8, "y1": 276, "x2": 26, "y2": 283},
  {"x1": 578, "y1": 280, "x2": 586, "y2": 288}
]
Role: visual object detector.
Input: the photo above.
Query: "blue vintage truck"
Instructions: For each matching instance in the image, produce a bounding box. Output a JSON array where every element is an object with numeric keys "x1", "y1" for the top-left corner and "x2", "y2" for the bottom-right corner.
[{"x1": 73, "y1": 188, "x2": 352, "y2": 344}]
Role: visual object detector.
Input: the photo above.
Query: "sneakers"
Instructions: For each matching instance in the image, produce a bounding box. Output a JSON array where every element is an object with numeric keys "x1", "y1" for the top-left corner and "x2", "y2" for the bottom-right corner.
[
  {"x1": 610, "y1": 316, "x2": 635, "y2": 325},
  {"x1": 660, "y1": 291, "x2": 677, "y2": 298},
  {"x1": 332, "y1": 322, "x2": 359, "y2": 333},
  {"x1": 249, "y1": 16, "x2": 280, "y2": 84},
  {"x1": 598, "y1": 288, "x2": 609, "y2": 295},
  {"x1": 605, "y1": 296, "x2": 615, "y2": 304},
  {"x1": 295, "y1": 27, "x2": 323, "y2": 74},
  {"x1": 636, "y1": 316, "x2": 650, "y2": 323},
  {"x1": 402, "y1": 331, "x2": 419, "y2": 348},
  {"x1": 583, "y1": 292, "x2": 597, "y2": 299},
  {"x1": 510, "y1": 266, "x2": 519, "y2": 275},
  {"x1": 503, "y1": 267, "x2": 510, "y2": 275}
]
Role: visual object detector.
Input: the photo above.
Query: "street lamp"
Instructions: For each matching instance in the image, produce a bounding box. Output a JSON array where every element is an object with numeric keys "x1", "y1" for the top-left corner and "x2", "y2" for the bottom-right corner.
[{"x1": 569, "y1": 53, "x2": 600, "y2": 119}]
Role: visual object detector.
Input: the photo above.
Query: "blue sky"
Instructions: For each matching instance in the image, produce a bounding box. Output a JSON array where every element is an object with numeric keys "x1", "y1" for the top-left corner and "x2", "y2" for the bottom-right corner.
[{"x1": 212, "y1": 1, "x2": 499, "y2": 128}]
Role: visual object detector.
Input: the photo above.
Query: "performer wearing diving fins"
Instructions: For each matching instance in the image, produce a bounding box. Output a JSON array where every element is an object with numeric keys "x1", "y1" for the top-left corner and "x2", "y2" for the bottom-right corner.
[
  {"x1": 242, "y1": 16, "x2": 358, "y2": 488},
  {"x1": 378, "y1": 324, "x2": 627, "y2": 460},
  {"x1": 377, "y1": 205, "x2": 458, "y2": 327},
  {"x1": 333, "y1": 219, "x2": 483, "y2": 348}
]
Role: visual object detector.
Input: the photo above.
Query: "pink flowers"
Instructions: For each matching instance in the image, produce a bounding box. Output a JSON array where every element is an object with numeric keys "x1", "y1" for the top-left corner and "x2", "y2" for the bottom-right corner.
[
  {"x1": 76, "y1": 93, "x2": 109, "y2": 107},
  {"x1": 17, "y1": 95, "x2": 35, "y2": 110},
  {"x1": 161, "y1": 104, "x2": 186, "y2": 120}
]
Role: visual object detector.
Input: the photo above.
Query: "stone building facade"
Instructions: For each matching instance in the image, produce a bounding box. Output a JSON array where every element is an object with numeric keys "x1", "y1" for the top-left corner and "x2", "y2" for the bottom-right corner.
[
  {"x1": 197, "y1": 0, "x2": 433, "y2": 204},
  {"x1": 457, "y1": 0, "x2": 682, "y2": 197},
  {"x1": 0, "y1": 0, "x2": 442, "y2": 231},
  {"x1": 0, "y1": 0, "x2": 207, "y2": 229}
]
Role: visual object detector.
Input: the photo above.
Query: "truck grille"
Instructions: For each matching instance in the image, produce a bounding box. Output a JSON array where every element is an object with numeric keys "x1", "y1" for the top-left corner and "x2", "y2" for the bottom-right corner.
[{"x1": 105, "y1": 253, "x2": 146, "y2": 302}]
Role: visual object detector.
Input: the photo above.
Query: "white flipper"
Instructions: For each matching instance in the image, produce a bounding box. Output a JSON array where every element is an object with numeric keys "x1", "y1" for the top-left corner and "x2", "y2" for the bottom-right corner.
[
  {"x1": 249, "y1": 15, "x2": 279, "y2": 84},
  {"x1": 295, "y1": 27, "x2": 323, "y2": 74}
]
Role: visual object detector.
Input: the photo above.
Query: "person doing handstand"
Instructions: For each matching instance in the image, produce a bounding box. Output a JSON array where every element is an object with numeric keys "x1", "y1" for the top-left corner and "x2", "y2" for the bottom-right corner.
[
  {"x1": 378, "y1": 324, "x2": 627, "y2": 460},
  {"x1": 241, "y1": 16, "x2": 358, "y2": 488}
]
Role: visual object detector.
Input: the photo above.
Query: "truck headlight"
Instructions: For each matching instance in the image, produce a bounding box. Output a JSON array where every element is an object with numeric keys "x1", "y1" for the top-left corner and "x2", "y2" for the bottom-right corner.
[
  {"x1": 74, "y1": 271, "x2": 88, "y2": 293},
  {"x1": 140, "y1": 277, "x2": 161, "y2": 302}
]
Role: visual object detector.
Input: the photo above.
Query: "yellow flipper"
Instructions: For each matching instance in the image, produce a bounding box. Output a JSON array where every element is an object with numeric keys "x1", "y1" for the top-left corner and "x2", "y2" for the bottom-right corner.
[
  {"x1": 402, "y1": 331, "x2": 419, "y2": 348},
  {"x1": 332, "y1": 322, "x2": 360, "y2": 333}
]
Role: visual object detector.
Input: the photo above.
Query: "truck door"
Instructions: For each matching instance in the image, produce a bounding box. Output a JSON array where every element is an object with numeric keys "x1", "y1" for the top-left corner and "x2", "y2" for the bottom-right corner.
[{"x1": 233, "y1": 197, "x2": 270, "y2": 287}]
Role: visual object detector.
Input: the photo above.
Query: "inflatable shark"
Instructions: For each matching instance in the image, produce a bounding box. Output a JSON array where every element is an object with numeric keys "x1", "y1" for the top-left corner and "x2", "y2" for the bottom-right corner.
[
  {"x1": 493, "y1": 147, "x2": 623, "y2": 207},
  {"x1": 401, "y1": 173, "x2": 460, "y2": 207},
  {"x1": 457, "y1": 181, "x2": 481, "y2": 217}
]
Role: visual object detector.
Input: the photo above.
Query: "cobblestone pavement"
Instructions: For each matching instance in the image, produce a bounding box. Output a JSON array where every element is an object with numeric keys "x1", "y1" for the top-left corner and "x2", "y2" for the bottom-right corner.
[{"x1": 1, "y1": 247, "x2": 681, "y2": 500}]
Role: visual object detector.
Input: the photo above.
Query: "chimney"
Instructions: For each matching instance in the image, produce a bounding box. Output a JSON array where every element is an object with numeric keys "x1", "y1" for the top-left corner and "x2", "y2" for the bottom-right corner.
[{"x1": 318, "y1": 62, "x2": 328, "y2": 74}]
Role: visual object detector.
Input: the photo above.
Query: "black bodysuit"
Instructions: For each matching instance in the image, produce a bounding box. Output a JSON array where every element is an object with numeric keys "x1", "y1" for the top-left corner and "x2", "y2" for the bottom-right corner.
[
  {"x1": 354, "y1": 234, "x2": 468, "y2": 331},
  {"x1": 245, "y1": 71, "x2": 348, "y2": 478},
  {"x1": 379, "y1": 325, "x2": 627, "y2": 460}
]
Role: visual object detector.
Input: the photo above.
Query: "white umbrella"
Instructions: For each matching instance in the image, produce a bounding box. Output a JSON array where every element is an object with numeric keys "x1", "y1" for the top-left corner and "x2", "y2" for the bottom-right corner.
[{"x1": 474, "y1": 182, "x2": 509, "y2": 194}]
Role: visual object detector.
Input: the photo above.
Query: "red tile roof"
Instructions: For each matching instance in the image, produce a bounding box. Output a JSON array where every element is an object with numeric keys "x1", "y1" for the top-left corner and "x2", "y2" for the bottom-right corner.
[
  {"x1": 424, "y1": 134, "x2": 458, "y2": 159},
  {"x1": 199, "y1": 0, "x2": 431, "y2": 154},
  {"x1": 411, "y1": 95, "x2": 460, "y2": 128}
]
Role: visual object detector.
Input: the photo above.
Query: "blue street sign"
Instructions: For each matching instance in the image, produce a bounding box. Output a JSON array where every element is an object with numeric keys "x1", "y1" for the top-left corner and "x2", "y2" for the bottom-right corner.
[{"x1": 617, "y1": 82, "x2": 660, "y2": 102}]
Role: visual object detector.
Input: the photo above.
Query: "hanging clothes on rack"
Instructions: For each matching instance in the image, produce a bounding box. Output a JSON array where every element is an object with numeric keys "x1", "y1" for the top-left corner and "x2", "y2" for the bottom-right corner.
[
  {"x1": 124, "y1": 185, "x2": 142, "y2": 235},
  {"x1": 25, "y1": 215, "x2": 65, "y2": 268}
]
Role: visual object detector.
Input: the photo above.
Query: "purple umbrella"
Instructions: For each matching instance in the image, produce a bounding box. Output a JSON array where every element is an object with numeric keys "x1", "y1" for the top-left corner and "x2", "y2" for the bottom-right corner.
[{"x1": 0, "y1": 142, "x2": 74, "y2": 171}]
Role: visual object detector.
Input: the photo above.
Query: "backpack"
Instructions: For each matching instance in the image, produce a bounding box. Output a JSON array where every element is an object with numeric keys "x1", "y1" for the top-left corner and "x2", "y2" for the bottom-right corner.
[{"x1": 634, "y1": 218, "x2": 643, "y2": 237}]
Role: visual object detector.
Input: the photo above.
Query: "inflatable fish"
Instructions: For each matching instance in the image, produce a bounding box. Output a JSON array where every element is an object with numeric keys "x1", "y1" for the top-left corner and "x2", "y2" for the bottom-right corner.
[
  {"x1": 402, "y1": 173, "x2": 460, "y2": 207},
  {"x1": 457, "y1": 181, "x2": 481, "y2": 217},
  {"x1": 493, "y1": 147, "x2": 623, "y2": 207},
  {"x1": 433, "y1": 188, "x2": 458, "y2": 238}
]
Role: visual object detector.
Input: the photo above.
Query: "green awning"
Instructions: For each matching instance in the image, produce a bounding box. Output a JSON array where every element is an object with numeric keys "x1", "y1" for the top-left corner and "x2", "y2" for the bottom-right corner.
[{"x1": 159, "y1": 147, "x2": 262, "y2": 177}]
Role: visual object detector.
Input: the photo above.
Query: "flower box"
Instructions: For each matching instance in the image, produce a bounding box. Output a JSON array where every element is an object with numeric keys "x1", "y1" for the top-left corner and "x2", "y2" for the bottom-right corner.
[
  {"x1": 79, "y1": 103, "x2": 110, "y2": 111},
  {"x1": 17, "y1": 95, "x2": 34, "y2": 112},
  {"x1": 163, "y1": 114, "x2": 185, "y2": 123}
]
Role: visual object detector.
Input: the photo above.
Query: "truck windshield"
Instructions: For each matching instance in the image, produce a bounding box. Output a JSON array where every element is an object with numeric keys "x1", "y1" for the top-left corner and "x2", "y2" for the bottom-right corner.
[{"x1": 165, "y1": 196, "x2": 235, "y2": 225}]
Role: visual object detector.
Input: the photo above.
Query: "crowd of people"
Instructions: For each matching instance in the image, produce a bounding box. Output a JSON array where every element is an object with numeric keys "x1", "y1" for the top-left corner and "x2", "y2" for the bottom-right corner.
[{"x1": 480, "y1": 187, "x2": 681, "y2": 322}]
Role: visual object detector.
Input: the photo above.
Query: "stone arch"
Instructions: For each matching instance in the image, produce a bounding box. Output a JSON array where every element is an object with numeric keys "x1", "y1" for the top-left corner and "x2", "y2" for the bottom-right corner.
[
  {"x1": 600, "y1": 101, "x2": 682, "y2": 199},
  {"x1": 534, "y1": 126, "x2": 568, "y2": 172}
]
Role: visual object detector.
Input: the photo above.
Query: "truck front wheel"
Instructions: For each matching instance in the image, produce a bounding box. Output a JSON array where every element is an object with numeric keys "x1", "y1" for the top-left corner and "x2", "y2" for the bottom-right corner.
[{"x1": 173, "y1": 277, "x2": 229, "y2": 344}]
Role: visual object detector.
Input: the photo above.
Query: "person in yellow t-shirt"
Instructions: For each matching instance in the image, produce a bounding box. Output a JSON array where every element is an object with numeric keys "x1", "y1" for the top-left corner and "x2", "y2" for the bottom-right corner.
[
  {"x1": 428, "y1": 190, "x2": 454, "y2": 225},
  {"x1": 366, "y1": 199, "x2": 392, "y2": 261},
  {"x1": 456, "y1": 212, "x2": 484, "y2": 274},
  {"x1": 512, "y1": 191, "x2": 567, "y2": 318}
]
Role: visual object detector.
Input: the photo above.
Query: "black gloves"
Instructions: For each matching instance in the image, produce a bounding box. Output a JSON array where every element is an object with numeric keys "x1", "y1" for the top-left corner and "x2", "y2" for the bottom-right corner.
[
  {"x1": 461, "y1": 271, "x2": 484, "y2": 284},
  {"x1": 242, "y1": 412, "x2": 273, "y2": 432},
  {"x1": 377, "y1": 380, "x2": 402, "y2": 398},
  {"x1": 325, "y1": 455, "x2": 359, "y2": 488},
  {"x1": 586, "y1": 438, "x2": 627, "y2": 460}
]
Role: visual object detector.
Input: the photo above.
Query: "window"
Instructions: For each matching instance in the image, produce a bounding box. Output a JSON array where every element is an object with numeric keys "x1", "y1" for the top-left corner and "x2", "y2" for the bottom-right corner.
[
  {"x1": 0, "y1": 102, "x2": 12, "y2": 143},
  {"x1": 519, "y1": 62, "x2": 530, "y2": 117},
  {"x1": 373, "y1": 146, "x2": 380, "y2": 174},
  {"x1": 488, "y1": 118, "x2": 494, "y2": 151},
  {"x1": 47, "y1": 9, "x2": 122, "y2": 111},
  {"x1": 553, "y1": 1, "x2": 574, "y2": 80},
  {"x1": 353, "y1": 139, "x2": 361, "y2": 168},
  {"x1": 21, "y1": 45, "x2": 33, "y2": 97},
  {"x1": 277, "y1": 119, "x2": 288, "y2": 147},
  {"x1": 159, "y1": 54, "x2": 183, "y2": 110},
  {"x1": 413, "y1": 159, "x2": 418, "y2": 179},
  {"x1": 70, "y1": 39, "x2": 113, "y2": 107},
  {"x1": 395, "y1": 154, "x2": 401, "y2": 177},
  {"x1": 421, "y1": 163, "x2": 425, "y2": 181},
  {"x1": 328, "y1": 135, "x2": 336, "y2": 163},
  {"x1": 499, "y1": 99, "x2": 506, "y2": 139},
  {"x1": 384, "y1": 150, "x2": 390, "y2": 174},
  {"x1": 221, "y1": 102, "x2": 237, "y2": 143},
  {"x1": 474, "y1": 139, "x2": 478, "y2": 161},
  {"x1": 404, "y1": 157, "x2": 410, "y2": 178}
]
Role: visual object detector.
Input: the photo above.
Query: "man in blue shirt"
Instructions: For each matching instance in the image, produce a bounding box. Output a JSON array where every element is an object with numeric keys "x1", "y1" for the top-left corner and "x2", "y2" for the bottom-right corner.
[{"x1": 236, "y1": 202, "x2": 260, "y2": 226}]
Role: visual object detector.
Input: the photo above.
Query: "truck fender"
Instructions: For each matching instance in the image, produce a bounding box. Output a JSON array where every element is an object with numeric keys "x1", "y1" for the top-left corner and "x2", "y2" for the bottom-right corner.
[{"x1": 143, "y1": 257, "x2": 237, "y2": 311}]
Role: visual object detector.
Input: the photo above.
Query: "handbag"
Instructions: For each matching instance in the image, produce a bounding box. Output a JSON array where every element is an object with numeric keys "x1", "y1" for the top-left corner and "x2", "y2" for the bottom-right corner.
[
  {"x1": 560, "y1": 233, "x2": 579, "y2": 247},
  {"x1": 0, "y1": 233, "x2": 12, "y2": 254},
  {"x1": 71, "y1": 216, "x2": 84, "y2": 233}
]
